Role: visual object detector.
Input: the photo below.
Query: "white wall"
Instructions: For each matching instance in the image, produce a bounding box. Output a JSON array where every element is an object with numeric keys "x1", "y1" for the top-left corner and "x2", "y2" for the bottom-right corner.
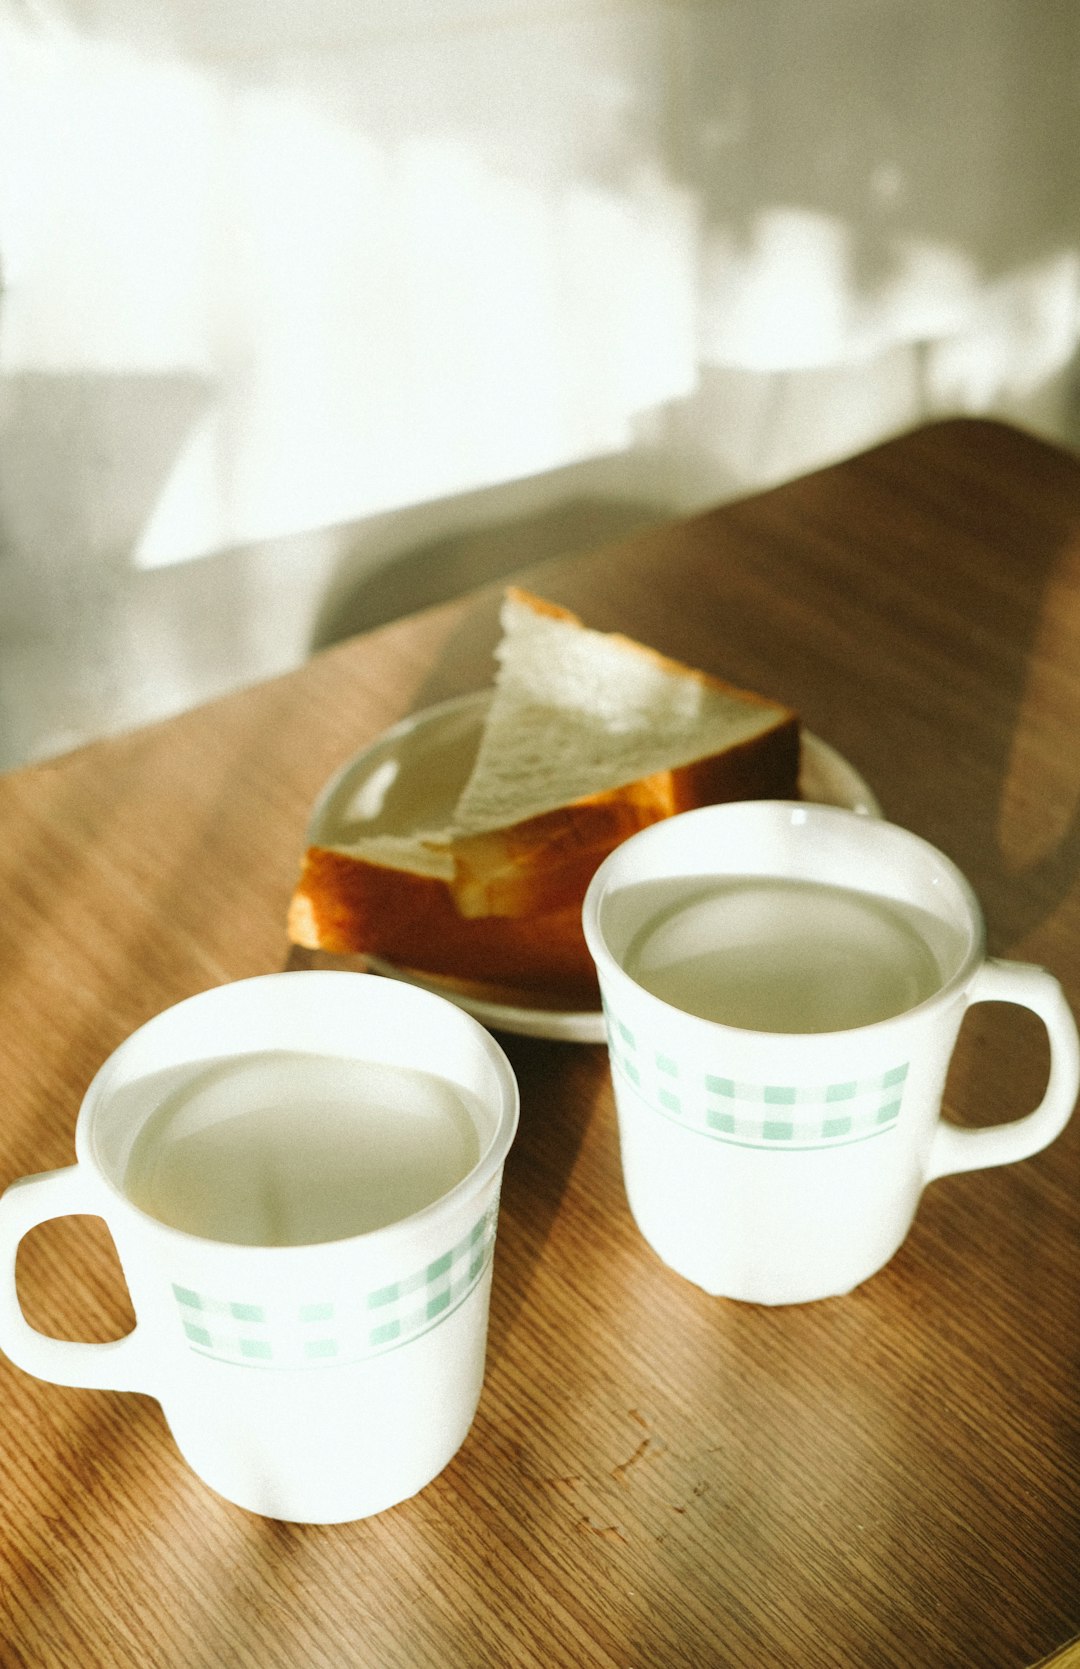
[{"x1": 1, "y1": 0, "x2": 1078, "y2": 767}]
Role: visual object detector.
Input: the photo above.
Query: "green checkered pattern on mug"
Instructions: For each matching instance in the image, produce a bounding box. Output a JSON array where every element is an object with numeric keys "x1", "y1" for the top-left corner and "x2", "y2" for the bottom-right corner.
[
  {"x1": 604, "y1": 1007, "x2": 908, "y2": 1150},
  {"x1": 170, "y1": 1204, "x2": 498, "y2": 1368}
]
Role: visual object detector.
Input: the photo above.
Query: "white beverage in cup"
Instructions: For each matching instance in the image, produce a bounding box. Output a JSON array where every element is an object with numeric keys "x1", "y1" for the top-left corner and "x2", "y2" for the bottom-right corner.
[
  {"x1": 623, "y1": 876, "x2": 951, "y2": 1033},
  {"x1": 0, "y1": 972, "x2": 519, "y2": 1522},
  {"x1": 583, "y1": 801, "x2": 1079, "y2": 1305},
  {"x1": 121, "y1": 1053, "x2": 483, "y2": 1244}
]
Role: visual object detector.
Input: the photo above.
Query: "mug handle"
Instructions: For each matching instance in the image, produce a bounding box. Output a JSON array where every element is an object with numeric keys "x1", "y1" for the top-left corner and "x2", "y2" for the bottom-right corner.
[
  {"x1": 0, "y1": 1166, "x2": 155, "y2": 1394},
  {"x1": 928, "y1": 959, "x2": 1080, "y2": 1181}
]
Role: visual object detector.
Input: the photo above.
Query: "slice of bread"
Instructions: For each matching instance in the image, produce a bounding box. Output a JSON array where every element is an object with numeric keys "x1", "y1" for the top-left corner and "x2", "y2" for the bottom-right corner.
[{"x1": 288, "y1": 588, "x2": 800, "y2": 1000}]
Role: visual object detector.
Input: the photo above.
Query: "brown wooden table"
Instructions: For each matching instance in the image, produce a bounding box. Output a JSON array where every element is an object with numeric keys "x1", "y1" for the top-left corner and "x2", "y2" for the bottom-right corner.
[{"x1": 1, "y1": 418, "x2": 1078, "y2": 1667}]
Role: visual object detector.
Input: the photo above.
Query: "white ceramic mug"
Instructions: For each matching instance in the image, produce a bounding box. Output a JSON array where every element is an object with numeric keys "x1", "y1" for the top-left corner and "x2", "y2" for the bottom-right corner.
[
  {"x1": 582, "y1": 801, "x2": 1079, "y2": 1305},
  {"x1": 0, "y1": 971, "x2": 519, "y2": 1522}
]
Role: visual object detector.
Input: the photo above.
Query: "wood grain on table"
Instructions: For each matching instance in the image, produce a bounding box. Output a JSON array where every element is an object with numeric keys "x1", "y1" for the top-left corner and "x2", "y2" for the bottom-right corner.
[{"x1": 1, "y1": 419, "x2": 1078, "y2": 1668}]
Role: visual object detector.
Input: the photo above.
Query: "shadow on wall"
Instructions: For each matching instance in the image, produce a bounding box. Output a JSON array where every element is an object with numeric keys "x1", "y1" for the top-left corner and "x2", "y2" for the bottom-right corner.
[
  {"x1": 0, "y1": 367, "x2": 213, "y2": 769},
  {"x1": 308, "y1": 495, "x2": 669, "y2": 652}
]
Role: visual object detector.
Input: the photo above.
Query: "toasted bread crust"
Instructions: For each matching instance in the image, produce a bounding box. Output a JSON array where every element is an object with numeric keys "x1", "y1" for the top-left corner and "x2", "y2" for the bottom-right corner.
[{"x1": 289, "y1": 845, "x2": 601, "y2": 1002}]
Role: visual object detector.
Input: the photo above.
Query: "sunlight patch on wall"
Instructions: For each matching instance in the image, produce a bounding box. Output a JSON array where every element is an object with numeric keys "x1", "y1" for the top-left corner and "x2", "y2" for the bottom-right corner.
[
  {"x1": 0, "y1": 26, "x2": 216, "y2": 372},
  {"x1": 697, "y1": 201, "x2": 1080, "y2": 414},
  {"x1": 0, "y1": 24, "x2": 700, "y2": 571},
  {"x1": 4, "y1": 9, "x2": 1078, "y2": 580},
  {"x1": 699, "y1": 204, "x2": 985, "y2": 372},
  {"x1": 925, "y1": 252, "x2": 1080, "y2": 411}
]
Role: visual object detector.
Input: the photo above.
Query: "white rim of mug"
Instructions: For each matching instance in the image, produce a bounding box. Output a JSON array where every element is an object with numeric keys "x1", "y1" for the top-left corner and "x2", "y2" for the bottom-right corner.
[
  {"x1": 581, "y1": 800, "x2": 988, "y2": 1043},
  {"x1": 75, "y1": 970, "x2": 521, "y2": 1260}
]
